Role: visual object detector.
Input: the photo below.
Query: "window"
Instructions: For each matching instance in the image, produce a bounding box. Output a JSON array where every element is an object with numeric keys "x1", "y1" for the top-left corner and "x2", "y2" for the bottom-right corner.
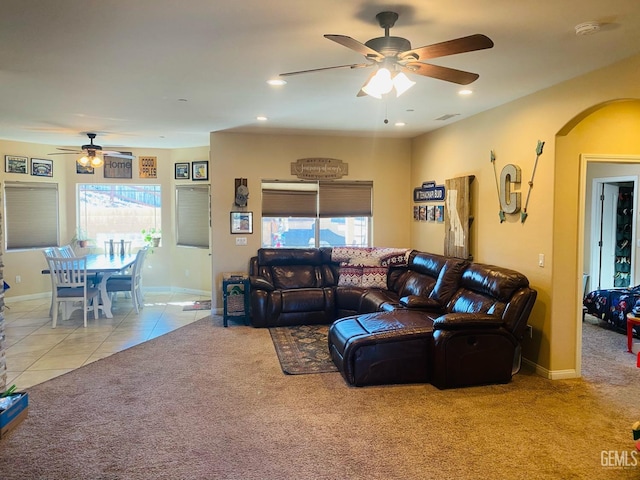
[
  {"x1": 176, "y1": 184, "x2": 210, "y2": 248},
  {"x1": 77, "y1": 184, "x2": 161, "y2": 250},
  {"x1": 5, "y1": 182, "x2": 59, "y2": 249},
  {"x1": 261, "y1": 181, "x2": 372, "y2": 248}
]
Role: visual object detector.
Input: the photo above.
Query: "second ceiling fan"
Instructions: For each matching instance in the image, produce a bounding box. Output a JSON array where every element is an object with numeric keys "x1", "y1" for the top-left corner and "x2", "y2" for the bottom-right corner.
[
  {"x1": 49, "y1": 132, "x2": 135, "y2": 168},
  {"x1": 280, "y1": 11, "x2": 494, "y2": 98}
]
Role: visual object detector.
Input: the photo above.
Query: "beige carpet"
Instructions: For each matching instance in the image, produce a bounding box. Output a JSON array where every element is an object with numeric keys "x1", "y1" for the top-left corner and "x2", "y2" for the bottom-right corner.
[{"x1": 0, "y1": 314, "x2": 639, "y2": 479}]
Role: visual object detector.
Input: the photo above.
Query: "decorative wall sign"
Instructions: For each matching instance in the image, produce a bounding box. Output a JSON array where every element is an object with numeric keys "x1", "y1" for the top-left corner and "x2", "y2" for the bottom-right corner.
[
  {"x1": 104, "y1": 154, "x2": 133, "y2": 179},
  {"x1": 5, "y1": 155, "x2": 28, "y2": 174},
  {"x1": 234, "y1": 178, "x2": 249, "y2": 207},
  {"x1": 139, "y1": 156, "x2": 157, "y2": 178},
  {"x1": 444, "y1": 175, "x2": 475, "y2": 260},
  {"x1": 30, "y1": 158, "x2": 53, "y2": 177},
  {"x1": 290, "y1": 158, "x2": 348, "y2": 180},
  {"x1": 490, "y1": 140, "x2": 544, "y2": 224},
  {"x1": 500, "y1": 164, "x2": 521, "y2": 215},
  {"x1": 413, "y1": 181, "x2": 445, "y2": 202}
]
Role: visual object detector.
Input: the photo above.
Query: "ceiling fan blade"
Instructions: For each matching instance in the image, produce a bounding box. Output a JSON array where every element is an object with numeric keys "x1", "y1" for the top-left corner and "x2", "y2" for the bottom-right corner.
[
  {"x1": 398, "y1": 34, "x2": 494, "y2": 62},
  {"x1": 103, "y1": 151, "x2": 135, "y2": 159},
  {"x1": 55, "y1": 147, "x2": 82, "y2": 152},
  {"x1": 403, "y1": 62, "x2": 479, "y2": 85},
  {"x1": 280, "y1": 63, "x2": 371, "y2": 77},
  {"x1": 324, "y1": 34, "x2": 385, "y2": 61},
  {"x1": 48, "y1": 152, "x2": 79, "y2": 155}
]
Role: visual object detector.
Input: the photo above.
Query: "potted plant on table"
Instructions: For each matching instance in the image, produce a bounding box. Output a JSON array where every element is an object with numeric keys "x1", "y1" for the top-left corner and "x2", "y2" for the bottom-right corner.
[
  {"x1": 72, "y1": 228, "x2": 92, "y2": 249},
  {"x1": 142, "y1": 228, "x2": 161, "y2": 248}
]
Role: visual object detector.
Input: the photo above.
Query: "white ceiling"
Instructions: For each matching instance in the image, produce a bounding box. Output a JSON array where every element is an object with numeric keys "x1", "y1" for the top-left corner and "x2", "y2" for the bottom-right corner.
[{"x1": 1, "y1": 0, "x2": 639, "y2": 150}]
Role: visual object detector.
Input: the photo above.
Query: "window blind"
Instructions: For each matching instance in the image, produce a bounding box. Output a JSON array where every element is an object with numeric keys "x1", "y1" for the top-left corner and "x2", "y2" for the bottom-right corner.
[
  {"x1": 176, "y1": 185, "x2": 210, "y2": 248},
  {"x1": 319, "y1": 181, "x2": 373, "y2": 217},
  {"x1": 262, "y1": 189, "x2": 317, "y2": 217},
  {"x1": 5, "y1": 182, "x2": 59, "y2": 249}
]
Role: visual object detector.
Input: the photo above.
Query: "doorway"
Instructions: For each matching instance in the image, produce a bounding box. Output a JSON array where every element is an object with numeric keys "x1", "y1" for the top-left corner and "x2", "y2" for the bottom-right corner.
[{"x1": 589, "y1": 176, "x2": 637, "y2": 291}]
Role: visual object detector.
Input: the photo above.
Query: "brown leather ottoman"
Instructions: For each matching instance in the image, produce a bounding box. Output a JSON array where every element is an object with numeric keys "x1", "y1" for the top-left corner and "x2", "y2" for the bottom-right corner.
[{"x1": 328, "y1": 310, "x2": 435, "y2": 386}]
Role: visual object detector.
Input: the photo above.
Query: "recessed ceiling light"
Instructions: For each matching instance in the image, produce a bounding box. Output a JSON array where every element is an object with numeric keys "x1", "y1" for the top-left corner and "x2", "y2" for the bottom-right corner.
[
  {"x1": 256, "y1": 116, "x2": 268, "y2": 121},
  {"x1": 458, "y1": 89, "x2": 473, "y2": 96},
  {"x1": 267, "y1": 79, "x2": 287, "y2": 86},
  {"x1": 395, "y1": 122, "x2": 406, "y2": 127}
]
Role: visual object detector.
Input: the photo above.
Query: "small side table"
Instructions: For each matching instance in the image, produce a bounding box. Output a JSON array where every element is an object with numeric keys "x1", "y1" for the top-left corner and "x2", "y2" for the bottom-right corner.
[
  {"x1": 626, "y1": 313, "x2": 640, "y2": 353},
  {"x1": 222, "y1": 273, "x2": 250, "y2": 327}
]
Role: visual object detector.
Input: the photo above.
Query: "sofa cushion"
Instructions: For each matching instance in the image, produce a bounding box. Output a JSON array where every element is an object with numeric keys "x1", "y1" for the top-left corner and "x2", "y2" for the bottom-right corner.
[
  {"x1": 460, "y1": 263, "x2": 529, "y2": 301},
  {"x1": 271, "y1": 265, "x2": 319, "y2": 289}
]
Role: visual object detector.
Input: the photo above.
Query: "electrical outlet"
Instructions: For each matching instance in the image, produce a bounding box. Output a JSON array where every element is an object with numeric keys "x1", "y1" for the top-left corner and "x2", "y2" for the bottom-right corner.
[
  {"x1": 185, "y1": 269, "x2": 190, "y2": 277},
  {"x1": 235, "y1": 237, "x2": 247, "y2": 246},
  {"x1": 15, "y1": 275, "x2": 21, "y2": 284}
]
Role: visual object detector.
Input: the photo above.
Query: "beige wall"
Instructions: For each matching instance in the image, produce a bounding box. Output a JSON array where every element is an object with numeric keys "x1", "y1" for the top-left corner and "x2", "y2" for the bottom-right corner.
[
  {"x1": 0, "y1": 140, "x2": 211, "y2": 299},
  {"x1": 412, "y1": 53, "x2": 640, "y2": 376},
  {"x1": 209, "y1": 132, "x2": 412, "y2": 308}
]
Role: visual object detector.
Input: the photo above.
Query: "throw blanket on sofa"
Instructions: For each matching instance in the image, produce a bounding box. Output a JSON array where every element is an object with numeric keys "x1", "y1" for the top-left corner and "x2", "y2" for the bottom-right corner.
[{"x1": 332, "y1": 247, "x2": 411, "y2": 288}]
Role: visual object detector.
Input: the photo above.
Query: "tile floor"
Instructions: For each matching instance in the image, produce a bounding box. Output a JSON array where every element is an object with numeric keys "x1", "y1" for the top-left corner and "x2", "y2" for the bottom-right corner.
[{"x1": 2, "y1": 291, "x2": 212, "y2": 390}]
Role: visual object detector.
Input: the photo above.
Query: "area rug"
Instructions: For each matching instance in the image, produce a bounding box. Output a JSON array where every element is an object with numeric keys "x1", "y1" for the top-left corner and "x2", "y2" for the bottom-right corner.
[
  {"x1": 269, "y1": 324, "x2": 338, "y2": 374},
  {"x1": 182, "y1": 300, "x2": 211, "y2": 311}
]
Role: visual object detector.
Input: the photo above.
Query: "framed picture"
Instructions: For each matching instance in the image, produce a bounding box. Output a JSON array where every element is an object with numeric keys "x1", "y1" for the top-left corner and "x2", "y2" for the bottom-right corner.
[
  {"x1": 427, "y1": 206, "x2": 436, "y2": 222},
  {"x1": 435, "y1": 205, "x2": 445, "y2": 223},
  {"x1": 76, "y1": 163, "x2": 94, "y2": 174},
  {"x1": 175, "y1": 162, "x2": 190, "y2": 179},
  {"x1": 230, "y1": 211, "x2": 253, "y2": 234},
  {"x1": 192, "y1": 160, "x2": 209, "y2": 181},
  {"x1": 30, "y1": 158, "x2": 53, "y2": 177},
  {"x1": 5, "y1": 155, "x2": 28, "y2": 174}
]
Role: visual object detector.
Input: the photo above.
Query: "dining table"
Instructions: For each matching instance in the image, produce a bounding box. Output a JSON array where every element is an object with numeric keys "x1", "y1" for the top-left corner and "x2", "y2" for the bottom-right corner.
[{"x1": 43, "y1": 253, "x2": 138, "y2": 319}]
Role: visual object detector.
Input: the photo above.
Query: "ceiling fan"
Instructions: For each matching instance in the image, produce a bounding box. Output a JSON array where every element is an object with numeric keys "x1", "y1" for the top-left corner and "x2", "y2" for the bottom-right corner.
[
  {"x1": 48, "y1": 132, "x2": 135, "y2": 167},
  {"x1": 280, "y1": 11, "x2": 494, "y2": 98}
]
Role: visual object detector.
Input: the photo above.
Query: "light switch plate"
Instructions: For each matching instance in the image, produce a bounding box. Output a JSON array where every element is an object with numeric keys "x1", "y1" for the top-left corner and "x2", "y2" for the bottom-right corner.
[{"x1": 235, "y1": 237, "x2": 247, "y2": 246}]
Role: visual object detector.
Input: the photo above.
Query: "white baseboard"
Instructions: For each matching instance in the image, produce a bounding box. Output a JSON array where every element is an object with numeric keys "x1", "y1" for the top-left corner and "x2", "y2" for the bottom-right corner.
[{"x1": 522, "y1": 358, "x2": 579, "y2": 379}]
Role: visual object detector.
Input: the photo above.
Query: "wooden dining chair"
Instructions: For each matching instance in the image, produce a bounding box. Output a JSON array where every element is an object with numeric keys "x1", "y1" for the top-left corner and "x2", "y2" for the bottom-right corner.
[
  {"x1": 46, "y1": 256, "x2": 100, "y2": 328},
  {"x1": 106, "y1": 247, "x2": 149, "y2": 314},
  {"x1": 55, "y1": 244, "x2": 76, "y2": 258},
  {"x1": 103, "y1": 240, "x2": 132, "y2": 256}
]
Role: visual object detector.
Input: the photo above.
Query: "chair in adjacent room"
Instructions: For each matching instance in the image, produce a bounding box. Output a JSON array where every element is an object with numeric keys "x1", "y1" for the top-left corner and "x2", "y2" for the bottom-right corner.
[
  {"x1": 46, "y1": 255, "x2": 100, "y2": 328},
  {"x1": 106, "y1": 247, "x2": 148, "y2": 314}
]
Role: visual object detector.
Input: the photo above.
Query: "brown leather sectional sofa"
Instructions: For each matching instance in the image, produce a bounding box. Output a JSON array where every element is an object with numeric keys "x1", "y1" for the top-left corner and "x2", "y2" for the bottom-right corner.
[{"x1": 249, "y1": 248, "x2": 537, "y2": 389}]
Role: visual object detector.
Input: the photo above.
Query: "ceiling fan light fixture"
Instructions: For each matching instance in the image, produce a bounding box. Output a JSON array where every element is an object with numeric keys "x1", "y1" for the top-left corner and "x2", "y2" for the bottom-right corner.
[
  {"x1": 89, "y1": 154, "x2": 103, "y2": 168},
  {"x1": 362, "y1": 67, "x2": 394, "y2": 98},
  {"x1": 392, "y1": 72, "x2": 415, "y2": 97},
  {"x1": 78, "y1": 155, "x2": 90, "y2": 166}
]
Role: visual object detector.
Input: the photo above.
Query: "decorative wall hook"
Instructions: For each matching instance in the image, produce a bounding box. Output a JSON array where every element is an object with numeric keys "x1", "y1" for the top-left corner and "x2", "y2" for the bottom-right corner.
[{"x1": 234, "y1": 178, "x2": 249, "y2": 207}]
